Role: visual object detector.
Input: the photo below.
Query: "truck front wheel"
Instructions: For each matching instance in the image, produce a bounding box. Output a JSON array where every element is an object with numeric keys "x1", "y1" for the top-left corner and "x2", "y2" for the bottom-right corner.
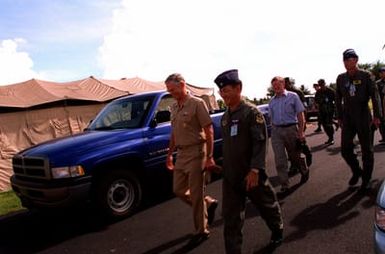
[{"x1": 94, "y1": 170, "x2": 142, "y2": 219}]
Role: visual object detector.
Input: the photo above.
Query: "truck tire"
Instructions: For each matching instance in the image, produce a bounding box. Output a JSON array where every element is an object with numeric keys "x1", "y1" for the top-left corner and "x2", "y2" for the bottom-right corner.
[{"x1": 94, "y1": 170, "x2": 142, "y2": 219}]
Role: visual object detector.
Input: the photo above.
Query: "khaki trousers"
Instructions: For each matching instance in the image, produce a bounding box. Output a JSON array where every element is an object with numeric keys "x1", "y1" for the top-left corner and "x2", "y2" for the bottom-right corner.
[{"x1": 173, "y1": 144, "x2": 208, "y2": 234}]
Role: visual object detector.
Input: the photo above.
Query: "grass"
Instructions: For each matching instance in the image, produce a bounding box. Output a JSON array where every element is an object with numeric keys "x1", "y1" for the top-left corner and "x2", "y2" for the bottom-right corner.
[{"x1": 0, "y1": 191, "x2": 25, "y2": 217}]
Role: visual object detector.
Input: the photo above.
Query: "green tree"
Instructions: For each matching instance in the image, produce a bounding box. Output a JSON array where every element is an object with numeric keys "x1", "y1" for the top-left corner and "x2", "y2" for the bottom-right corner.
[
  {"x1": 357, "y1": 60, "x2": 385, "y2": 80},
  {"x1": 369, "y1": 60, "x2": 385, "y2": 80},
  {"x1": 217, "y1": 99, "x2": 225, "y2": 109},
  {"x1": 300, "y1": 85, "x2": 311, "y2": 95},
  {"x1": 358, "y1": 63, "x2": 371, "y2": 71},
  {"x1": 266, "y1": 86, "x2": 274, "y2": 98},
  {"x1": 259, "y1": 97, "x2": 270, "y2": 104},
  {"x1": 263, "y1": 59, "x2": 385, "y2": 103}
]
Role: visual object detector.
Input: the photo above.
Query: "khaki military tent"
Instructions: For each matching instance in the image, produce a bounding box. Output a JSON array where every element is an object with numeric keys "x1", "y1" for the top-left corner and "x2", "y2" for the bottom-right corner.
[
  {"x1": 0, "y1": 77, "x2": 217, "y2": 191},
  {"x1": 97, "y1": 77, "x2": 217, "y2": 111}
]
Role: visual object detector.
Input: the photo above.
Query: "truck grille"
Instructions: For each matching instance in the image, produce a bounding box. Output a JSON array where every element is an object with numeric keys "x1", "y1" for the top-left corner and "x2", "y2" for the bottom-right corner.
[{"x1": 12, "y1": 156, "x2": 50, "y2": 179}]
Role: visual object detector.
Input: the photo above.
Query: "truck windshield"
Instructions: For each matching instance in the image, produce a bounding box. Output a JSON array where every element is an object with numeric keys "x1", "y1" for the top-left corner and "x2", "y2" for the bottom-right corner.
[{"x1": 88, "y1": 96, "x2": 153, "y2": 130}]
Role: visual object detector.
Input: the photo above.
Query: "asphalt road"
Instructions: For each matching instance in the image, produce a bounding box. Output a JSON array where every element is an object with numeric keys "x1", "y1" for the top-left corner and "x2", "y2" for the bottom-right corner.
[{"x1": 1, "y1": 122, "x2": 385, "y2": 254}]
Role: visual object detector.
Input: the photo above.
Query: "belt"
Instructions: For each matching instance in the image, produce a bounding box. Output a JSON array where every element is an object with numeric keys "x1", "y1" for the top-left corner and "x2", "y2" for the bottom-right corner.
[
  {"x1": 176, "y1": 143, "x2": 204, "y2": 150},
  {"x1": 274, "y1": 123, "x2": 297, "y2": 128}
]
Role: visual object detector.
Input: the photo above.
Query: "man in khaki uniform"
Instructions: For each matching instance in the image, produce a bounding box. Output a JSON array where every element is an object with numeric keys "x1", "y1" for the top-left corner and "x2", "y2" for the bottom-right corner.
[{"x1": 165, "y1": 73, "x2": 218, "y2": 246}]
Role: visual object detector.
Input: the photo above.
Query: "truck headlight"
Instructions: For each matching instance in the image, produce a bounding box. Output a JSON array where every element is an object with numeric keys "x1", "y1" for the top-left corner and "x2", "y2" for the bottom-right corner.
[
  {"x1": 51, "y1": 165, "x2": 85, "y2": 179},
  {"x1": 375, "y1": 205, "x2": 385, "y2": 232}
]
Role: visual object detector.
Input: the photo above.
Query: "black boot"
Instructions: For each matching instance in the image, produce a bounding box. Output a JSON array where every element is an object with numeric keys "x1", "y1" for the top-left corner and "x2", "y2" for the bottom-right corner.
[
  {"x1": 268, "y1": 228, "x2": 283, "y2": 250},
  {"x1": 359, "y1": 177, "x2": 371, "y2": 193},
  {"x1": 324, "y1": 138, "x2": 334, "y2": 145},
  {"x1": 349, "y1": 170, "x2": 362, "y2": 186}
]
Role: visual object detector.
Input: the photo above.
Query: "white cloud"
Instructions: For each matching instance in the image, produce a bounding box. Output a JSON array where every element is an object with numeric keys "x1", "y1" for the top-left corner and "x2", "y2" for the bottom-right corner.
[
  {"x1": 1, "y1": 0, "x2": 385, "y2": 97},
  {"x1": 99, "y1": 0, "x2": 385, "y2": 99},
  {"x1": 0, "y1": 39, "x2": 38, "y2": 85}
]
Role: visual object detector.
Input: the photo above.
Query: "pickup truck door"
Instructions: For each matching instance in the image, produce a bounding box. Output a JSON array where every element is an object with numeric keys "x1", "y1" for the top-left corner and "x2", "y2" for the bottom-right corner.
[{"x1": 142, "y1": 95, "x2": 174, "y2": 169}]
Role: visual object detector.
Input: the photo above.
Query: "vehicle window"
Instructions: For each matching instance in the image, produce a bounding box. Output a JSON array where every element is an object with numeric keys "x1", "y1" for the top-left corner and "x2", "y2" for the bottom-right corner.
[
  {"x1": 157, "y1": 95, "x2": 175, "y2": 112},
  {"x1": 307, "y1": 97, "x2": 315, "y2": 108},
  {"x1": 89, "y1": 97, "x2": 152, "y2": 130},
  {"x1": 154, "y1": 95, "x2": 175, "y2": 124}
]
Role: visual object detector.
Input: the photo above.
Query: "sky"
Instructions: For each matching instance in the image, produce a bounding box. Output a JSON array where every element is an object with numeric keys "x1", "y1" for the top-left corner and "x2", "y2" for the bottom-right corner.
[{"x1": 1, "y1": 0, "x2": 385, "y2": 99}]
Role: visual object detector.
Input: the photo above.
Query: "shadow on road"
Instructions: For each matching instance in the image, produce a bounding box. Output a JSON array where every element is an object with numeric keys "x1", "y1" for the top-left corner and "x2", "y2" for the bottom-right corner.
[
  {"x1": 325, "y1": 145, "x2": 341, "y2": 156},
  {"x1": 253, "y1": 243, "x2": 283, "y2": 254},
  {"x1": 141, "y1": 233, "x2": 193, "y2": 254},
  {"x1": 285, "y1": 180, "x2": 380, "y2": 244},
  {"x1": 0, "y1": 208, "x2": 110, "y2": 254},
  {"x1": 305, "y1": 131, "x2": 324, "y2": 138},
  {"x1": 0, "y1": 192, "x2": 175, "y2": 254},
  {"x1": 374, "y1": 143, "x2": 385, "y2": 153}
]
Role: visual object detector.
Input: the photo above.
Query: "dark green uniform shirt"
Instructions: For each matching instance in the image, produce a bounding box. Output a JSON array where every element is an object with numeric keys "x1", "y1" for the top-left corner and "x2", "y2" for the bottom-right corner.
[
  {"x1": 314, "y1": 87, "x2": 336, "y2": 115},
  {"x1": 221, "y1": 101, "x2": 267, "y2": 187},
  {"x1": 336, "y1": 69, "x2": 381, "y2": 120},
  {"x1": 376, "y1": 79, "x2": 385, "y2": 104}
]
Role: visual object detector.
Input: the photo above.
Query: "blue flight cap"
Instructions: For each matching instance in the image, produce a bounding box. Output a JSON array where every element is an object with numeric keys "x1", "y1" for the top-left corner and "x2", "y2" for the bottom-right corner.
[
  {"x1": 214, "y1": 69, "x2": 241, "y2": 89},
  {"x1": 343, "y1": 48, "x2": 358, "y2": 60}
]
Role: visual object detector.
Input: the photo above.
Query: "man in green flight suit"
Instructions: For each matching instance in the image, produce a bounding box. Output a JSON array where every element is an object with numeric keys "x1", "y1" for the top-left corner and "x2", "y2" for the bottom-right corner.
[
  {"x1": 214, "y1": 69, "x2": 283, "y2": 253},
  {"x1": 315, "y1": 79, "x2": 337, "y2": 145},
  {"x1": 335, "y1": 49, "x2": 381, "y2": 192}
]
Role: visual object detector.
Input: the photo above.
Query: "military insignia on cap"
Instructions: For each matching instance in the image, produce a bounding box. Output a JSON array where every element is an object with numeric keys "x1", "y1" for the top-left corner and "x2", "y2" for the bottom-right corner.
[
  {"x1": 214, "y1": 69, "x2": 241, "y2": 89},
  {"x1": 256, "y1": 113, "x2": 264, "y2": 124}
]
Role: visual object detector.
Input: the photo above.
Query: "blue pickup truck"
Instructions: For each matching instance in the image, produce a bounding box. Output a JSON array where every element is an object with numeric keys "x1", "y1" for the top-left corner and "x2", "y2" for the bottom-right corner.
[
  {"x1": 10, "y1": 91, "x2": 224, "y2": 219},
  {"x1": 10, "y1": 91, "x2": 271, "y2": 220}
]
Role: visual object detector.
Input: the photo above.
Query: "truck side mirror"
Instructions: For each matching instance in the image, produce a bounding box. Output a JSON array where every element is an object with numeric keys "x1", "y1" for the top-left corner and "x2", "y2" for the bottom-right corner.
[
  {"x1": 150, "y1": 110, "x2": 171, "y2": 128},
  {"x1": 149, "y1": 119, "x2": 157, "y2": 128},
  {"x1": 156, "y1": 111, "x2": 171, "y2": 123}
]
